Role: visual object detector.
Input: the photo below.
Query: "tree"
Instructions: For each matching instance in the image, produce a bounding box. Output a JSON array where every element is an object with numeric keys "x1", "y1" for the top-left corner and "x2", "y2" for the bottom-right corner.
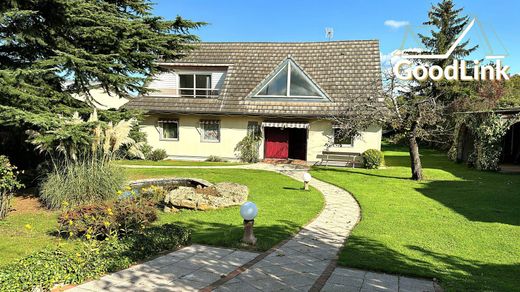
[
  {"x1": 0, "y1": 0, "x2": 204, "y2": 168},
  {"x1": 333, "y1": 1, "x2": 478, "y2": 180}
]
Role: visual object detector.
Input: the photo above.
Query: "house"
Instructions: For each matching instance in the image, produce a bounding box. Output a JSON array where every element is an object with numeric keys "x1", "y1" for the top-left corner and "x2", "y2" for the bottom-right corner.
[{"x1": 124, "y1": 41, "x2": 383, "y2": 162}]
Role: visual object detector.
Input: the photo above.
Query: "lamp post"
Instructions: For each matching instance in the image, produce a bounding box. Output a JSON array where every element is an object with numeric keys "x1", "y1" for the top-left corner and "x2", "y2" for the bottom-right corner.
[
  {"x1": 303, "y1": 172, "x2": 312, "y2": 191},
  {"x1": 240, "y1": 201, "x2": 258, "y2": 245}
]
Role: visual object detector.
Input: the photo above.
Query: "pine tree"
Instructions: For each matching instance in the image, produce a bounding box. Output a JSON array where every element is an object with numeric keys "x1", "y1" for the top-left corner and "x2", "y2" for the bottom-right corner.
[
  {"x1": 0, "y1": 0, "x2": 204, "y2": 167},
  {"x1": 419, "y1": 0, "x2": 477, "y2": 68}
]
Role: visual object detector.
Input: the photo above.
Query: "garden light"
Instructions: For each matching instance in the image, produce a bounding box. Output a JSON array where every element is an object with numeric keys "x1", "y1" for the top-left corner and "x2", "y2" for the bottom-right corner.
[
  {"x1": 240, "y1": 201, "x2": 258, "y2": 245},
  {"x1": 303, "y1": 172, "x2": 312, "y2": 191}
]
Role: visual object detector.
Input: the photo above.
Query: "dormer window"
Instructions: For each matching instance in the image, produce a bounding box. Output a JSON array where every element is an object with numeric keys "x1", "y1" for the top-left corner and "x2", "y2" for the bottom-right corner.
[
  {"x1": 251, "y1": 58, "x2": 329, "y2": 100},
  {"x1": 179, "y1": 74, "x2": 213, "y2": 98}
]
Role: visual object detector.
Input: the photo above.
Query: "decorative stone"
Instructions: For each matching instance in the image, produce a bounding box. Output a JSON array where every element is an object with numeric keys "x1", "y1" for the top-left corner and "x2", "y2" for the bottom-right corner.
[{"x1": 130, "y1": 177, "x2": 248, "y2": 211}]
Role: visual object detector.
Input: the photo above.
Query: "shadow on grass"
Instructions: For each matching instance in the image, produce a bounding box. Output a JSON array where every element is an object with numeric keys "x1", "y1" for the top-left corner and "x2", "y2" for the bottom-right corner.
[
  {"x1": 341, "y1": 236, "x2": 520, "y2": 291},
  {"x1": 383, "y1": 149, "x2": 520, "y2": 226}
]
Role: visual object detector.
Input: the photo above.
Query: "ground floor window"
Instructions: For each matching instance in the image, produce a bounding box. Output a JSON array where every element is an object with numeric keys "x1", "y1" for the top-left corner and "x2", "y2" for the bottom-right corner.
[
  {"x1": 159, "y1": 120, "x2": 179, "y2": 140},
  {"x1": 247, "y1": 121, "x2": 261, "y2": 138},
  {"x1": 200, "y1": 120, "x2": 220, "y2": 142},
  {"x1": 333, "y1": 128, "x2": 353, "y2": 146}
]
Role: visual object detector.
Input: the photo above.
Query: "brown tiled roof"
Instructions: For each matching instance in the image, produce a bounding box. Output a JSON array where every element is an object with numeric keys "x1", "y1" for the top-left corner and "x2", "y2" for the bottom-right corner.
[{"x1": 125, "y1": 41, "x2": 383, "y2": 117}]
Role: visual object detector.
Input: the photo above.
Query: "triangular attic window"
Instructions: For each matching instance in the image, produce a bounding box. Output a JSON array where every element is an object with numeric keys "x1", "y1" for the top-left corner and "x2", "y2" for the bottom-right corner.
[{"x1": 252, "y1": 59, "x2": 328, "y2": 100}]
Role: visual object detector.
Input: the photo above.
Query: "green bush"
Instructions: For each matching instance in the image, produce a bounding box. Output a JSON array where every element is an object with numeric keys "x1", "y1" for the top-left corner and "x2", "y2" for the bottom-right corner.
[
  {"x1": 0, "y1": 156, "x2": 23, "y2": 219},
  {"x1": 58, "y1": 197, "x2": 157, "y2": 239},
  {"x1": 234, "y1": 134, "x2": 261, "y2": 163},
  {"x1": 0, "y1": 224, "x2": 191, "y2": 292},
  {"x1": 205, "y1": 155, "x2": 226, "y2": 162},
  {"x1": 362, "y1": 149, "x2": 384, "y2": 169},
  {"x1": 147, "y1": 149, "x2": 168, "y2": 161},
  {"x1": 40, "y1": 161, "x2": 125, "y2": 209}
]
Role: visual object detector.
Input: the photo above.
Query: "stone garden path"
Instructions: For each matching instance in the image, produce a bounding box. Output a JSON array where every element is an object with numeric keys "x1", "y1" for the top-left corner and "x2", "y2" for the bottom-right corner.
[{"x1": 69, "y1": 163, "x2": 437, "y2": 292}]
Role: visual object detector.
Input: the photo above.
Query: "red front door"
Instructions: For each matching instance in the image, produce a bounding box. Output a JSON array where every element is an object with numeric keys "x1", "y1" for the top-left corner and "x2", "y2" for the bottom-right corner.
[{"x1": 264, "y1": 128, "x2": 289, "y2": 159}]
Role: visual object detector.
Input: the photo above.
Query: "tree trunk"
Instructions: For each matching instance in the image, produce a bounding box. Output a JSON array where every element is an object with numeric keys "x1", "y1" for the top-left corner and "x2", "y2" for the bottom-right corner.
[{"x1": 408, "y1": 122, "x2": 423, "y2": 180}]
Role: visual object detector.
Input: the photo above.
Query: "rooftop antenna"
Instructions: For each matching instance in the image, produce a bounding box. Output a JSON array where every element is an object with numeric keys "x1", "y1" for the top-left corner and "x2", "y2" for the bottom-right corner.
[{"x1": 325, "y1": 27, "x2": 334, "y2": 41}]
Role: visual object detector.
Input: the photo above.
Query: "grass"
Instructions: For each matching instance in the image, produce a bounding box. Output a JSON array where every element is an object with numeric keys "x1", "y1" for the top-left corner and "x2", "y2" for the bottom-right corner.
[
  {"x1": 0, "y1": 168, "x2": 323, "y2": 267},
  {"x1": 311, "y1": 145, "x2": 520, "y2": 291},
  {"x1": 127, "y1": 168, "x2": 324, "y2": 251},
  {"x1": 0, "y1": 208, "x2": 60, "y2": 267},
  {"x1": 113, "y1": 160, "x2": 245, "y2": 166}
]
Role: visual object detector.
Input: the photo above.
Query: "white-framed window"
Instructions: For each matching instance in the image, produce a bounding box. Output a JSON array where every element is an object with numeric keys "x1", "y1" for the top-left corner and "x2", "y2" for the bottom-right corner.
[
  {"x1": 200, "y1": 120, "x2": 220, "y2": 142},
  {"x1": 333, "y1": 128, "x2": 354, "y2": 147},
  {"x1": 159, "y1": 120, "x2": 179, "y2": 141},
  {"x1": 179, "y1": 74, "x2": 213, "y2": 98},
  {"x1": 247, "y1": 121, "x2": 261, "y2": 137},
  {"x1": 252, "y1": 59, "x2": 327, "y2": 100}
]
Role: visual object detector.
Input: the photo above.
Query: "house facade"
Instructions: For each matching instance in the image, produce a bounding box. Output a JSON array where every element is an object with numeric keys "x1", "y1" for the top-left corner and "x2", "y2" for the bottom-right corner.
[{"x1": 125, "y1": 41, "x2": 383, "y2": 162}]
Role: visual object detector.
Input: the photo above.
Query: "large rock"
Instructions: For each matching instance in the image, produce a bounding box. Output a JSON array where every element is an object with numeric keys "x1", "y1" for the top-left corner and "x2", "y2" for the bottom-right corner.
[{"x1": 163, "y1": 182, "x2": 248, "y2": 211}]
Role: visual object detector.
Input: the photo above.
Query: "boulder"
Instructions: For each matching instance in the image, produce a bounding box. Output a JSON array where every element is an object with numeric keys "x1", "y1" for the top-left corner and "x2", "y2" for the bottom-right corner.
[{"x1": 163, "y1": 182, "x2": 248, "y2": 211}]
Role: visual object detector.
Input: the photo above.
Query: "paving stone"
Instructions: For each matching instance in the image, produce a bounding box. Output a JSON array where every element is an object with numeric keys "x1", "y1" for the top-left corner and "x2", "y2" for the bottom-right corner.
[
  {"x1": 69, "y1": 165, "x2": 436, "y2": 291},
  {"x1": 399, "y1": 276, "x2": 436, "y2": 292}
]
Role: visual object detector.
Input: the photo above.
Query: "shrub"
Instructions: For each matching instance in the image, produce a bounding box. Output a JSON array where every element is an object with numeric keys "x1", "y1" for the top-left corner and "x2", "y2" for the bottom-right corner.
[
  {"x1": 0, "y1": 224, "x2": 191, "y2": 292},
  {"x1": 362, "y1": 149, "x2": 384, "y2": 169},
  {"x1": 139, "y1": 185, "x2": 168, "y2": 204},
  {"x1": 40, "y1": 161, "x2": 125, "y2": 209},
  {"x1": 0, "y1": 156, "x2": 23, "y2": 219},
  {"x1": 147, "y1": 149, "x2": 168, "y2": 161},
  {"x1": 58, "y1": 197, "x2": 157, "y2": 239},
  {"x1": 234, "y1": 134, "x2": 261, "y2": 163},
  {"x1": 205, "y1": 155, "x2": 226, "y2": 162}
]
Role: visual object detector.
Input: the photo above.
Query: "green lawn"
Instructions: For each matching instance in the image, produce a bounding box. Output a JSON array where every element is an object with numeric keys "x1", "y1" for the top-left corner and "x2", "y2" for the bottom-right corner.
[
  {"x1": 311, "y1": 146, "x2": 520, "y2": 291},
  {"x1": 0, "y1": 168, "x2": 323, "y2": 267},
  {"x1": 0, "y1": 209, "x2": 60, "y2": 267},
  {"x1": 113, "y1": 159, "x2": 245, "y2": 166},
  {"x1": 127, "y1": 168, "x2": 324, "y2": 251}
]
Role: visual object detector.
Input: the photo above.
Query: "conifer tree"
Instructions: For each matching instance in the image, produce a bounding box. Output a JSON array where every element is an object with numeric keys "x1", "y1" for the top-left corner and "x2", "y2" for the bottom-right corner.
[{"x1": 0, "y1": 0, "x2": 204, "y2": 166}]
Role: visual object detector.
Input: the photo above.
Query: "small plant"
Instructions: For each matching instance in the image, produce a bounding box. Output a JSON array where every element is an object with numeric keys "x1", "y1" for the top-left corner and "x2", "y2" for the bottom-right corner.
[
  {"x1": 58, "y1": 196, "x2": 157, "y2": 239},
  {"x1": 40, "y1": 161, "x2": 125, "y2": 209},
  {"x1": 139, "y1": 185, "x2": 167, "y2": 204},
  {"x1": 234, "y1": 134, "x2": 261, "y2": 163},
  {"x1": 205, "y1": 155, "x2": 226, "y2": 162},
  {"x1": 0, "y1": 156, "x2": 23, "y2": 219},
  {"x1": 147, "y1": 149, "x2": 168, "y2": 161},
  {"x1": 362, "y1": 149, "x2": 384, "y2": 169}
]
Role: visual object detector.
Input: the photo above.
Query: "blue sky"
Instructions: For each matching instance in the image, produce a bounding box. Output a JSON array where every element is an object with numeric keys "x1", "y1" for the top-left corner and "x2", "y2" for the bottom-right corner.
[{"x1": 153, "y1": 0, "x2": 519, "y2": 73}]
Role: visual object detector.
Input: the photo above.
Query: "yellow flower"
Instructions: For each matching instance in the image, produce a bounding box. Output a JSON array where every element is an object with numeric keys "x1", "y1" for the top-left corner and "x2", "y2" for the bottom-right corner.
[
  {"x1": 24, "y1": 224, "x2": 32, "y2": 230},
  {"x1": 68, "y1": 220, "x2": 74, "y2": 225},
  {"x1": 86, "y1": 234, "x2": 92, "y2": 240},
  {"x1": 62, "y1": 201, "x2": 69, "y2": 207},
  {"x1": 116, "y1": 190, "x2": 123, "y2": 195},
  {"x1": 76, "y1": 253, "x2": 81, "y2": 257},
  {"x1": 103, "y1": 221, "x2": 111, "y2": 227},
  {"x1": 107, "y1": 208, "x2": 113, "y2": 216},
  {"x1": 125, "y1": 186, "x2": 132, "y2": 191}
]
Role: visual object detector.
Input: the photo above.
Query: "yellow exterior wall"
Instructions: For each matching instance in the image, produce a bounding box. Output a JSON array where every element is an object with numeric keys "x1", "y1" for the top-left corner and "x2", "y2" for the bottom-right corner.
[
  {"x1": 141, "y1": 115, "x2": 381, "y2": 162},
  {"x1": 141, "y1": 115, "x2": 264, "y2": 160},
  {"x1": 307, "y1": 120, "x2": 382, "y2": 161}
]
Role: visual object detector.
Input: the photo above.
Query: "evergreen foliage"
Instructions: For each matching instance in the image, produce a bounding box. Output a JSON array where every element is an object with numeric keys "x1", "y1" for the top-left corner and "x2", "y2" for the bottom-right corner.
[{"x1": 0, "y1": 0, "x2": 204, "y2": 168}]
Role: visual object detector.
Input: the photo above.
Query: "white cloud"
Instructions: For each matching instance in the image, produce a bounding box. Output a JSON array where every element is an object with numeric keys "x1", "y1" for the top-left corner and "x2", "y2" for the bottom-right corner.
[{"x1": 384, "y1": 20, "x2": 409, "y2": 29}]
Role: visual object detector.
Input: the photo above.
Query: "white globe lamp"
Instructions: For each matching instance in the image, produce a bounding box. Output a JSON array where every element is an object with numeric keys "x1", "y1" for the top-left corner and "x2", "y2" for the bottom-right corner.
[
  {"x1": 303, "y1": 172, "x2": 312, "y2": 190},
  {"x1": 240, "y1": 201, "x2": 258, "y2": 221},
  {"x1": 240, "y1": 202, "x2": 258, "y2": 245}
]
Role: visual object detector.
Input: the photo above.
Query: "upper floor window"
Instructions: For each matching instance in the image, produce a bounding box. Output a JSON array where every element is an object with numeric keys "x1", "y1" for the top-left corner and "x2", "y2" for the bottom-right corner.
[
  {"x1": 179, "y1": 74, "x2": 214, "y2": 98},
  {"x1": 251, "y1": 58, "x2": 328, "y2": 100}
]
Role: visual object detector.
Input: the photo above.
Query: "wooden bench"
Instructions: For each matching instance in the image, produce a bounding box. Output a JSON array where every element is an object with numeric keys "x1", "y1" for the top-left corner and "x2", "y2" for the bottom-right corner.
[{"x1": 315, "y1": 151, "x2": 362, "y2": 168}]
